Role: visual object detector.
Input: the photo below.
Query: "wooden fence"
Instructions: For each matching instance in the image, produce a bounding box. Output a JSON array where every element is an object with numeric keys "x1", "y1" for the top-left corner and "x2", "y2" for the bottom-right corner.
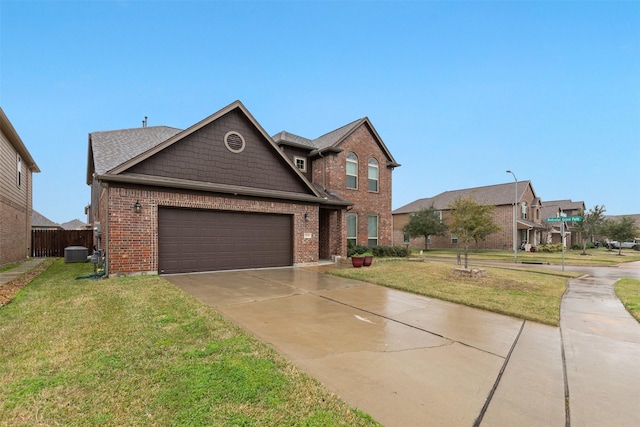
[{"x1": 31, "y1": 229, "x2": 94, "y2": 257}]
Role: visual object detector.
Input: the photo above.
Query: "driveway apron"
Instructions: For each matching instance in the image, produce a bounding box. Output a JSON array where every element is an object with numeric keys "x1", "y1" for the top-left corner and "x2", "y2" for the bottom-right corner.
[{"x1": 166, "y1": 268, "x2": 567, "y2": 426}]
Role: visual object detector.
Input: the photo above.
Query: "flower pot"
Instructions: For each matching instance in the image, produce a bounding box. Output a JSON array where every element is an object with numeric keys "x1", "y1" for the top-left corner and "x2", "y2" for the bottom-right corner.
[
  {"x1": 351, "y1": 256, "x2": 364, "y2": 268},
  {"x1": 363, "y1": 256, "x2": 373, "y2": 267}
]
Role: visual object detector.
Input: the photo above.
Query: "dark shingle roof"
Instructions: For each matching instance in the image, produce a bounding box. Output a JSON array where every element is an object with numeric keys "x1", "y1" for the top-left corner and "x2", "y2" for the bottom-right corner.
[
  {"x1": 90, "y1": 126, "x2": 182, "y2": 175},
  {"x1": 31, "y1": 210, "x2": 61, "y2": 228},
  {"x1": 272, "y1": 131, "x2": 315, "y2": 149},
  {"x1": 312, "y1": 118, "x2": 364, "y2": 150},
  {"x1": 393, "y1": 181, "x2": 534, "y2": 214},
  {"x1": 61, "y1": 219, "x2": 89, "y2": 230}
]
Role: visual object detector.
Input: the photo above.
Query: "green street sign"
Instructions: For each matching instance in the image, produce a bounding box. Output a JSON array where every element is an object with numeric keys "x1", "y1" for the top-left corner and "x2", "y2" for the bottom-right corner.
[{"x1": 546, "y1": 216, "x2": 582, "y2": 223}]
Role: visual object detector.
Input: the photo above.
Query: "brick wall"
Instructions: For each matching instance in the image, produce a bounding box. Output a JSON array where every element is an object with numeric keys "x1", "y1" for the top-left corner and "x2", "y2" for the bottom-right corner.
[
  {"x1": 314, "y1": 124, "x2": 394, "y2": 248},
  {"x1": 103, "y1": 185, "x2": 319, "y2": 276}
]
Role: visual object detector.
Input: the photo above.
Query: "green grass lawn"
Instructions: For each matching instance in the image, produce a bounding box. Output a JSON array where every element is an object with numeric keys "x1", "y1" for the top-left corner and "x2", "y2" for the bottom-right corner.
[
  {"x1": 330, "y1": 260, "x2": 580, "y2": 326},
  {"x1": 0, "y1": 260, "x2": 379, "y2": 427},
  {"x1": 409, "y1": 247, "x2": 640, "y2": 265},
  {"x1": 615, "y1": 278, "x2": 640, "y2": 322}
]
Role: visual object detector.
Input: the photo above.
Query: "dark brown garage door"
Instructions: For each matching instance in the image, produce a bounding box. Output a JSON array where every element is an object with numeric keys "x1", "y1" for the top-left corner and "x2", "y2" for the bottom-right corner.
[{"x1": 158, "y1": 207, "x2": 293, "y2": 274}]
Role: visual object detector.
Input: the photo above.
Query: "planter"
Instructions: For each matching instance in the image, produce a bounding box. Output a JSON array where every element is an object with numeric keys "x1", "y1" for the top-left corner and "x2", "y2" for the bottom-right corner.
[
  {"x1": 351, "y1": 256, "x2": 365, "y2": 268},
  {"x1": 363, "y1": 256, "x2": 374, "y2": 267}
]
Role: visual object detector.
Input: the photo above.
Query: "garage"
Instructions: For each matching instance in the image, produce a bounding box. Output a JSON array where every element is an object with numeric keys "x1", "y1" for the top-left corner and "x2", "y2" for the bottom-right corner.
[{"x1": 158, "y1": 207, "x2": 293, "y2": 274}]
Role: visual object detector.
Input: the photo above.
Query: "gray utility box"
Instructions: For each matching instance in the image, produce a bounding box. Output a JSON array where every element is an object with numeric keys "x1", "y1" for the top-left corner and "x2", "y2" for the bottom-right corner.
[{"x1": 64, "y1": 246, "x2": 89, "y2": 263}]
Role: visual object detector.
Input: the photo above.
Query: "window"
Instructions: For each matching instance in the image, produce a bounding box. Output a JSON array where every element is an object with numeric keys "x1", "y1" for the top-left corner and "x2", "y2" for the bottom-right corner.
[
  {"x1": 224, "y1": 131, "x2": 245, "y2": 153},
  {"x1": 294, "y1": 156, "x2": 307, "y2": 172},
  {"x1": 368, "y1": 158, "x2": 379, "y2": 192},
  {"x1": 346, "y1": 152, "x2": 358, "y2": 189},
  {"x1": 451, "y1": 234, "x2": 458, "y2": 244},
  {"x1": 521, "y1": 202, "x2": 528, "y2": 220},
  {"x1": 367, "y1": 215, "x2": 378, "y2": 247},
  {"x1": 347, "y1": 213, "x2": 357, "y2": 247},
  {"x1": 436, "y1": 211, "x2": 443, "y2": 221},
  {"x1": 403, "y1": 233, "x2": 410, "y2": 244},
  {"x1": 16, "y1": 154, "x2": 22, "y2": 187}
]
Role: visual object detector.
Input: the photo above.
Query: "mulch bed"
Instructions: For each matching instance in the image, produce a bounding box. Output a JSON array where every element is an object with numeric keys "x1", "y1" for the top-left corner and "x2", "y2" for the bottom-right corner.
[{"x1": 0, "y1": 259, "x2": 56, "y2": 307}]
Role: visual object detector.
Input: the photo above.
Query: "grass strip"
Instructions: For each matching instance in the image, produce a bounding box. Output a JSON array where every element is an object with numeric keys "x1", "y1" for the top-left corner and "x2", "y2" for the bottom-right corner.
[
  {"x1": 0, "y1": 260, "x2": 379, "y2": 427},
  {"x1": 614, "y1": 278, "x2": 640, "y2": 322},
  {"x1": 329, "y1": 260, "x2": 578, "y2": 326}
]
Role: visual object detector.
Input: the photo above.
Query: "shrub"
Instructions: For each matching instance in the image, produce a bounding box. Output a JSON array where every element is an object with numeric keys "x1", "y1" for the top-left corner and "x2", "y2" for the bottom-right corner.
[
  {"x1": 539, "y1": 243, "x2": 563, "y2": 253},
  {"x1": 347, "y1": 244, "x2": 409, "y2": 258}
]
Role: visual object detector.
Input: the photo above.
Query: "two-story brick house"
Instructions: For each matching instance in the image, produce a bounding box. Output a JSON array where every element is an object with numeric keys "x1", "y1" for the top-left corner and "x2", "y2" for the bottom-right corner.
[
  {"x1": 273, "y1": 117, "x2": 399, "y2": 257},
  {"x1": 393, "y1": 181, "x2": 545, "y2": 251},
  {"x1": 0, "y1": 108, "x2": 40, "y2": 266},
  {"x1": 87, "y1": 100, "x2": 398, "y2": 276}
]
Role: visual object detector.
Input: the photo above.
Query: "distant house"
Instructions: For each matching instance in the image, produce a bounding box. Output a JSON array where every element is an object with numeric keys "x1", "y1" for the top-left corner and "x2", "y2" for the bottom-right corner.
[
  {"x1": 540, "y1": 200, "x2": 586, "y2": 247},
  {"x1": 393, "y1": 181, "x2": 546, "y2": 251},
  {"x1": 60, "y1": 219, "x2": 89, "y2": 231},
  {"x1": 31, "y1": 210, "x2": 63, "y2": 230},
  {"x1": 86, "y1": 100, "x2": 398, "y2": 276},
  {"x1": 0, "y1": 108, "x2": 40, "y2": 266}
]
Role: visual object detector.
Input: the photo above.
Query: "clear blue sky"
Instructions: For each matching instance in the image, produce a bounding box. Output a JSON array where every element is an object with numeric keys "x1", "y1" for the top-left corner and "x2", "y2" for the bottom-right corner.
[{"x1": 1, "y1": 1, "x2": 638, "y2": 223}]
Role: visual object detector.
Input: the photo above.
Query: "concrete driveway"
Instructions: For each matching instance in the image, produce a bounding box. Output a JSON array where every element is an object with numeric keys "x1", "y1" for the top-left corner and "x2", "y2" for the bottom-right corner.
[{"x1": 165, "y1": 263, "x2": 640, "y2": 426}]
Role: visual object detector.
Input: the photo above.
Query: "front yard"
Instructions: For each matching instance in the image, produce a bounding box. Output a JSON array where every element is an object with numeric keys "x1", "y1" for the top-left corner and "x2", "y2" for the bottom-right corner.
[
  {"x1": 331, "y1": 260, "x2": 579, "y2": 326},
  {"x1": 0, "y1": 260, "x2": 378, "y2": 427}
]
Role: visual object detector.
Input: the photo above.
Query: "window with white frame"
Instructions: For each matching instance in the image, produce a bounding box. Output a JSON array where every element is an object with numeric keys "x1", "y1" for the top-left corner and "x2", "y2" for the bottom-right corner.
[
  {"x1": 403, "y1": 233, "x2": 410, "y2": 244},
  {"x1": 451, "y1": 234, "x2": 458, "y2": 244},
  {"x1": 368, "y1": 158, "x2": 379, "y2": 192},
  {"x1": 294, "y1": 156, "x2": 307, "y2": 172},
  {"x1": 347, "y1": 213, "x2": 357, "y2": 247},
  {"x1": 16, "y1": 154, "x2": 22, "y2": 187},
  {"x1": 346, "y1": 152, "x2": 358, "y2": 189},
  {"x1": 521, "y1": 202, "x2": 528, "y2": 220},
  {"x1": 367, "y1": 215, "x2": 378, "y2": 246}
]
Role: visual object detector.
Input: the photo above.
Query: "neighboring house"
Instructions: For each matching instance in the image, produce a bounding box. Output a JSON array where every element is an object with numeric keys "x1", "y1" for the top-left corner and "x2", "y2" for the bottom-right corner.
[
  {"x1": 86, "y1": 100, "x2": 398, "y2": 276},
  {"x1": 0, "y1": 108, "x2": 40, "y2": 267},
  {"x1": 60, "y1": 219, "x2": 89, "y2": 230},
  {"x1": 31, "y1": 210, "x2": 63, "y2": 230},
  {"x1": 393, "y1": 181, "x2": 545, "y2": 251},
  {"x1": 540, "y1": 200, "x2": 586, "y2": 247}
]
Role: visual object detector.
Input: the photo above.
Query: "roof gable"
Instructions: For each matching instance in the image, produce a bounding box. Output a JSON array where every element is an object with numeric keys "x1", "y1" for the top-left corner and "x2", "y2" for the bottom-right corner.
[
  {"x1": 274, "y1": 117, "x2": 400, "y2": 168},
  {"x1": 89, "y1": 101, "x2": 322, "y2": 199}
]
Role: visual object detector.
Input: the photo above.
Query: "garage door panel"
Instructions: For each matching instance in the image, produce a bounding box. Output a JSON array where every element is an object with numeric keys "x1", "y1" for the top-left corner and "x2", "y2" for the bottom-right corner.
[{"x1": 159, "y1": 207, "x2": 292, "y2": 274}]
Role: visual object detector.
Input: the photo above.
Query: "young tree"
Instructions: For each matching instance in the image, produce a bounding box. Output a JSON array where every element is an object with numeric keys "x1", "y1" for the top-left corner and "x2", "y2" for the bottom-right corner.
[
  {"x1": 605, "y1": 216, "x2": 639, "y2": 255},
  {"x1": 572, "y1": 205, "x2": 606, "y2": 255},
  {"x1": 402, "y1": 204, "x2": 447, "y2": 250},
  {"x1": 447, "y1": 195, "x2": 500, "y2": 268}
]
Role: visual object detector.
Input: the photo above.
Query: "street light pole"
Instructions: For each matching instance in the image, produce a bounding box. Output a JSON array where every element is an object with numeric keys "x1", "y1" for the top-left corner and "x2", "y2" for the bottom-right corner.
[{"x1": 506, "y1": 170, "x2": 518, "y2": 263}]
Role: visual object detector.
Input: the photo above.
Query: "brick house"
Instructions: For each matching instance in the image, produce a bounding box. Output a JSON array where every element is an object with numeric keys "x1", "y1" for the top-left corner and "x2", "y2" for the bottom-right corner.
[
  {"x1": 0, "y1": 108, "x2": 40, "y2": 267},
  {"x1": 86, "y1": 100, "x2": 398, "y2": 276},
  {"x1": 393, "y1": 181, "x2": 545, "y2": 251},
  {"x1": 540, "y1": 200, "x2": 586, "y2": 247}
]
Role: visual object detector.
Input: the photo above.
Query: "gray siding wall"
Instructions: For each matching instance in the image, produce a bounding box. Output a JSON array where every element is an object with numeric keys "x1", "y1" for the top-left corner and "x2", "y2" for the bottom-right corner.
[
  {"x1": 0, "y1": 131, "x2": 32, "y2": 265},
  {"x1": 127, "y1": 109, "x2": 311, "y2": 194}
]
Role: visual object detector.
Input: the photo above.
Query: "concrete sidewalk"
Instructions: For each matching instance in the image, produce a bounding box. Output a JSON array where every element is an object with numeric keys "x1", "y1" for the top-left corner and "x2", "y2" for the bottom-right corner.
[
  {"x1": 0, "y1": 258, "x2": 47, "y2": 287},
  {"x1": 560, "y1": 274, "x2": 640, "y2": 426}
]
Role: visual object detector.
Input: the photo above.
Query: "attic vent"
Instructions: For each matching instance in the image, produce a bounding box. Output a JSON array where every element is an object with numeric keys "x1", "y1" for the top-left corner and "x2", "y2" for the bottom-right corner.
[{"x1": 224, "y1": 131, "x2": 245, "y2": 153}]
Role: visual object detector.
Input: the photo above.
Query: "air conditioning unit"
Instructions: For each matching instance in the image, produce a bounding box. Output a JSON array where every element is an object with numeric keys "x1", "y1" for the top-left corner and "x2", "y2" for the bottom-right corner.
[{"x1": 65, "y1": 246, "x2": 88, "y2": 263}]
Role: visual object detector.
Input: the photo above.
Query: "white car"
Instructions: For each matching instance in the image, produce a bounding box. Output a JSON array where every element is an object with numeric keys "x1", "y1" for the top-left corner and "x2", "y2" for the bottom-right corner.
[{"x1": 607, "y1": 241, "x2": 639, "y2": 250}]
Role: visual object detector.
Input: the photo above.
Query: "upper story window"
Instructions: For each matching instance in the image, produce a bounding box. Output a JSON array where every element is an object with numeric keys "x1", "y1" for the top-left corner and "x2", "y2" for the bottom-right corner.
[
  {"x1": 368, "y1": 158, "x2": 379, "y2": 192},
  {"x1": 521, "y1": 202, "x2": 528, "y2": 220},
  {"x1": 346, "y1": 152, "x2": 358, "y2": 189},
  {"x1": 294, "y1": 156, "x2": 307, "y2": 173},
  {"x1": 16, "y1": 154, "x2": 22, "y2": 187}
]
